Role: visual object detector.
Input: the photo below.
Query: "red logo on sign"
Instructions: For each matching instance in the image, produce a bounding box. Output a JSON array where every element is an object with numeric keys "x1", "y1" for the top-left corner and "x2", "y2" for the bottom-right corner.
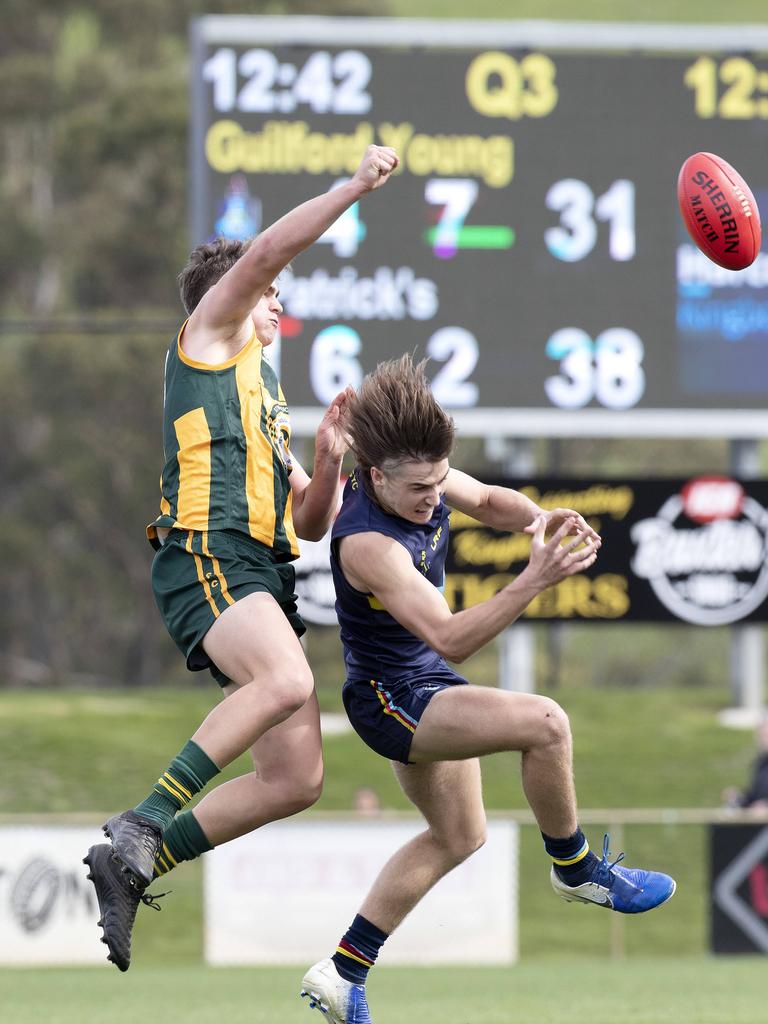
[
  {"x1": 681, "y1": 476, "x2": 744, "y2": 524},
  {"x1": 749, "y1": 863, "x2": 768, "y2": 918}
]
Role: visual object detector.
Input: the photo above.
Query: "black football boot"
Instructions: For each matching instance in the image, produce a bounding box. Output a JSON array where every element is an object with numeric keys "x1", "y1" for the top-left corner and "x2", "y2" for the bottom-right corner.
[
  {"x1": 102, "y1": 810, "x2": 162, "y2": 888},
  {"x1": 83, "y1": 843, "x2": 165, "y2": 971}
]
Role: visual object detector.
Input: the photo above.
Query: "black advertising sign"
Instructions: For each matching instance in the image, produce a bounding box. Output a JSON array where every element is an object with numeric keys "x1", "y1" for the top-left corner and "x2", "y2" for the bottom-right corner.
[
  {"x1": 445, "y1": 476, "x2": 768, "y2": 624},
  {"x1": 711, "y1": 824, "x2": 768, "y2": 954}
]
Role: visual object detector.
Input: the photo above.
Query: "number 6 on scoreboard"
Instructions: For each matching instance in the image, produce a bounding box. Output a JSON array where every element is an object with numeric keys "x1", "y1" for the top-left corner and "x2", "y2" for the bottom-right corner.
[{"x1": 309, "y1": 326, "x2": 364, "y2": 405}]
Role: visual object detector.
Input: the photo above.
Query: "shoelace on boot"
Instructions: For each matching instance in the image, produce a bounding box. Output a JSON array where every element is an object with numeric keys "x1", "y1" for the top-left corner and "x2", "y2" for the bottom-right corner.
[
  {"x1": 140, "y1": 890, "x2": 170, "y2": 912},
  {"x1": 594, "y1": 833, "x2": 625, "y2": 887}
]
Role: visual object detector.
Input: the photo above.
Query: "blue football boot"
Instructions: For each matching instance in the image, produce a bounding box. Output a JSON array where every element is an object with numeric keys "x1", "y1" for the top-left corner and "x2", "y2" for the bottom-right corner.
[
  {"x1": 551, "y1": 834, "x2": 676, "y2": 913},
  {"x1": 301, "y1": 958, "x2": 373, "y2": 1024}
]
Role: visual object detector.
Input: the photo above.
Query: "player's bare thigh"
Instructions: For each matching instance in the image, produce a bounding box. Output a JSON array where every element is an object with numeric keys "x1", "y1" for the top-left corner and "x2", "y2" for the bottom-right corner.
[
  {"x1": 214, "y1": 596, "x2": 321, "y2": 787},
  {"x1": 202, "y1": 590, "x2": 311, "y2": 691},
  {"x1": 393, "y1": 757, "x2": 486, "y2": 844},
  {"x1": 408, "y1": 685, "x2": 569, "y2": 763}
]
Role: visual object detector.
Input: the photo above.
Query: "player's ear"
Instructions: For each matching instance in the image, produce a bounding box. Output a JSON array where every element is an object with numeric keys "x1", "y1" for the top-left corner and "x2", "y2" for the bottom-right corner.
[{"x1": 370, "y1": 466, "x2": 384, "y2": 486}]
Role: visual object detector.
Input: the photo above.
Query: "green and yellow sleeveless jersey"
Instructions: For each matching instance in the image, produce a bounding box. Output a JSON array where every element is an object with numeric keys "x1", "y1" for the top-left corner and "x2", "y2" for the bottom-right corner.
[{"x1": 146, "y1": 324, "x2": 299, "y2": 559}]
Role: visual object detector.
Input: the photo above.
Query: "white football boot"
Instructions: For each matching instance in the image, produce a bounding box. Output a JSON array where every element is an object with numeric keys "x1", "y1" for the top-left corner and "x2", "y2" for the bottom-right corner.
[{"x1": 300, "y1": 957, "x2": 373, "y2": 1024}]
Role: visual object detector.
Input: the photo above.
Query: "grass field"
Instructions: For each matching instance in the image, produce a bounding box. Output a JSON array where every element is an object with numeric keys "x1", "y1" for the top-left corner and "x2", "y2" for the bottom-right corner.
[
  {"x1": 388, "y1": 0, "x2": 768, "y2": 22},
  {"x1": 0, "y1": 681, "x2": 760, "y2": 966},
  {"x1": 0, "y1": 669, "x2": 751, "y2": 816},
  {"x1": 0, "y1": 959, "x2": 765, "y2": 1024}
]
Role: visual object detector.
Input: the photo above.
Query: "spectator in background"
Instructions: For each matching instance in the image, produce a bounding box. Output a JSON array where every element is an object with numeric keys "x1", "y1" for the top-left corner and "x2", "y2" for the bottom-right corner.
[
  {"x1": 353, "y1": 787, "x2": 382, "y2": 818},
  {"x1": 723, "y1": 716, "x2": 768, "y2": 811}
]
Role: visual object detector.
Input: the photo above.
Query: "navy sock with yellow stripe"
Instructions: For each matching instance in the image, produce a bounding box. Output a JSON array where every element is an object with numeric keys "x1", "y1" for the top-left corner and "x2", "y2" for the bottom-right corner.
[
  {"x1": 134, "y1": 740, "x2": 220, "y2": 831},
  {"x1": 543, "y1": 827, "x2": 599, "y2": 885},
  {"x1": 153, "y1": 810, "x2": 213, "y2": 878},
  {"x1": 332, "y1": 915, "x2": 389, "y2": 985}
]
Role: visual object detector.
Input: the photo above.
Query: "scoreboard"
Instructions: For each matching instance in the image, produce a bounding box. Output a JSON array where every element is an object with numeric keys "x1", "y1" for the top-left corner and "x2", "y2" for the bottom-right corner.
[{"x1": 190, "y1": 18, "x2": 768, "y2": 437}]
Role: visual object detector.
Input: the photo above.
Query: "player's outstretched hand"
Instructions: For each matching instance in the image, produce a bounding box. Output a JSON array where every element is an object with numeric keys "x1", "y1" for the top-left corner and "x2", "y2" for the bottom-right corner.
[
  {"x1": 524, "y1": 506, "x2": 601, "y2": 544},
  {"x1": 522, "y1": 514, "x2": 601, "y2": 592},
  {"x1": 353, "y1": 145, "x2": 399, "y2": 193},
  {"x1": 315, "y1": 386, "x2": 354, "y2": 464}
]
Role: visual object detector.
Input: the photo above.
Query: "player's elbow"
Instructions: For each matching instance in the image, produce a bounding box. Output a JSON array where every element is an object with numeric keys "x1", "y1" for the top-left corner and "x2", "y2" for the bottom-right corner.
[
  {"x1": 295, "y1": 522, "x2": 326, "y2": 543},
  {"x1": 442, "y1": 644, "x2": 471, "y2": 665},
  {"x1": 431, "y1": 628, "x2": 472, "y2": 665},
  {"x1": 291, "y1": 490, "x2": 332, "y2": 543}
]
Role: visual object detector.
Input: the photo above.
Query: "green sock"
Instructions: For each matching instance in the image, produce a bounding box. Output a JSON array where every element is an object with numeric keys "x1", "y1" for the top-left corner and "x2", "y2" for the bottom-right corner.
[
  {"x1": 134, "y1": 740, "x2": 220, "y2": 830},
  {"x1": 153, "y1": 810, "x2": 213, "y2": 878}
]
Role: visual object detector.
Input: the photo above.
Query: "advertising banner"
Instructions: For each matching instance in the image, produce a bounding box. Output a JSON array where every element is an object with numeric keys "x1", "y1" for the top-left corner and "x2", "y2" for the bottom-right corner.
[
  {"x1": 0, "y1": 826, "x2": 106, "y2": 965},
  {"x1": 205, "y1": 819, "x2": 518, "y2": 965},
  {"x1": 295, "y1": 475, "x2": 768, "y2": 625},
  {"x1": 294, "y1": 478, "x2": 344, "y2": 626},
  {"x1": 711, "y1": 824, "x2": 768, "y2": 954},
  {"x1": 445, "y1": 476, "x2": 768, "y2": 624}
]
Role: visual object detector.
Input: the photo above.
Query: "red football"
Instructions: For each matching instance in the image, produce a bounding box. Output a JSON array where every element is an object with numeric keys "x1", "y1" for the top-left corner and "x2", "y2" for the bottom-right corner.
[{"x1": 677, "y1": 152, "x2": 761, "y2": 271}]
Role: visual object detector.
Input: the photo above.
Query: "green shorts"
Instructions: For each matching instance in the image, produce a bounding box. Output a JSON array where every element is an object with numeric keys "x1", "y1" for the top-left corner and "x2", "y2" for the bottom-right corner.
[{"x1": 151, "y1": 528, "x2": 305, "y2": 687}]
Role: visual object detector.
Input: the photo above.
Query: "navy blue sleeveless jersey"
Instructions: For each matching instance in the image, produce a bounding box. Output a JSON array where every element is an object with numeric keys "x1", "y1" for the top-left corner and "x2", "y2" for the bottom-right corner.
[{"x1": 331, "y1": 468, "x2": 452, "y2": 680}]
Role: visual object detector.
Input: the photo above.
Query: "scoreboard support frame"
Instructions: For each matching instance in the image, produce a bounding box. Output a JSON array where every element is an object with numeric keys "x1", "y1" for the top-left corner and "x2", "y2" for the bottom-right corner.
[{"x1": 191, "y1": 16, "x2": 768, "y2": 52}]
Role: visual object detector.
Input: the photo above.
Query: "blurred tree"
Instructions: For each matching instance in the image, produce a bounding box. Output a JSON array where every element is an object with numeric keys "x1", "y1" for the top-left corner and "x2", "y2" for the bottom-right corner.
[
  {"x1": 0, "y1": 0, "x2": 390, "y2": 316},
  {"x1": 0, "y1": 327, "x2": 175, "y2": 684},
  {"x1": 0, "y1": 1, "x2": 390, "y2": 685}
]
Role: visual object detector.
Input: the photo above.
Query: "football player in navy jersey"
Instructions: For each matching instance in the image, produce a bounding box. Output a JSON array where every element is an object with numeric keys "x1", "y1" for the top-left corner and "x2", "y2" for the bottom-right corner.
[{"x1": 301, "y1": 355, "x2": 676, "y2": 1024}]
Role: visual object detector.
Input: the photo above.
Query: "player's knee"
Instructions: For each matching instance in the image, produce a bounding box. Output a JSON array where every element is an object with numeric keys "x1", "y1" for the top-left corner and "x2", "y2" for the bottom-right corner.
[
  {"x1": 437, "y1": 823, "x2": 487, "y2": 866},
  {"x1": 462, "y1": 826, "x2": 487, "y2": 861},
  {"x1": 287, "y1": 771, "x2": 324, "y2": 813},
  {"x1": 536, "y1": 696, "x2": 571, "y2": 749},
  {"x1": 259, "y1": 663, "x2": 315, "y2": 720},
  {"x1": 256, "y1": 744, "x2": 324, "y2": 813}
]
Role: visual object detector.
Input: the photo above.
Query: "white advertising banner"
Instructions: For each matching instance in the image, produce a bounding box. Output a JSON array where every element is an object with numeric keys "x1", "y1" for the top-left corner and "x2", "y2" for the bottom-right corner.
[
  {"x1": 0, "y1": 826, "x2": 106, "y2": 965},
  {"x1": 205, "y1": 819, "x2": 517, "y2": 966}
]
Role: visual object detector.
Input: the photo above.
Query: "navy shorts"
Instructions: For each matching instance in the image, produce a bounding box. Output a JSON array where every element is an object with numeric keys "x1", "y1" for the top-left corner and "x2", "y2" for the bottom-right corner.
[{"x1": 342, "y1": 663, "x2": 469, "y2": 764}]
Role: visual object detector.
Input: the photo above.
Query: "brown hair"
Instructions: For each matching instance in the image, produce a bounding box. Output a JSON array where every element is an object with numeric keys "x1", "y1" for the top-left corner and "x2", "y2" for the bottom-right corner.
[
  {"x1": 177, "y1": 238, "x2": 250, "y2": 314},
  {"x1": 347, "y1": 354, "x2": 455, "y2": 473}
]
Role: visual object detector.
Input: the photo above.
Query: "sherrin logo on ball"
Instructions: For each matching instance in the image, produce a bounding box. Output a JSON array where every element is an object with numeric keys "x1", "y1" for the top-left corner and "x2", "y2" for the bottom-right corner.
[{"x1": 677, "y1": 152, "x2": 762, "y2": 271}]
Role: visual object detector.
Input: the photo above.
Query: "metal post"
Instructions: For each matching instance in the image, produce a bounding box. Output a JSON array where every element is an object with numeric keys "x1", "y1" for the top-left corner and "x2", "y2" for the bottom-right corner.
[
  {"x1": 484, "y1": 437, "x2": 536, "y2": 693},
  {"x1": 727, "y1": 440, "x2": 766, "y2": 725},
  {"x1": 546, "y1": 438, "x2": 566, "y2": 691},
  {"x1": 499, "y1": 628, "x2": 536, "y2": 693}
]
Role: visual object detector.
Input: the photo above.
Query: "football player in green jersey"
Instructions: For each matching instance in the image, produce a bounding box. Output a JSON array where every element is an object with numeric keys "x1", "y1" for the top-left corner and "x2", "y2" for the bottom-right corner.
[{"x1": 84, "y1": 145, "x2": 399, "y2": 971}]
